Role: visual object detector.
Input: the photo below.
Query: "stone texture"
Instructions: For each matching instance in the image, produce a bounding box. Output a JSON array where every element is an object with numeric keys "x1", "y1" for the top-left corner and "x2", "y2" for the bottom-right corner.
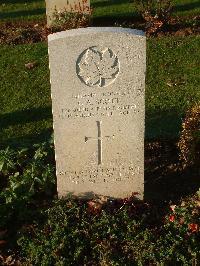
[
  {"x1": 45, "y1": 0, "x2": 90, "y2": 26},
  {"x1": 48, "y1": 27, "x2": 146, "y2": 199}
]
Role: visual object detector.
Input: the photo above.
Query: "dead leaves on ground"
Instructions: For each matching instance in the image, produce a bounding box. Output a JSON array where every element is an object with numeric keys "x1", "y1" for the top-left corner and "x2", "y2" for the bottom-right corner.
[
  {"x1": 0, "y1": 254, "x2": 21, "y2": 266},
  {"x1": 25, "y1": 62, "x2": 37, "y2": 70},
  {"x1": 87, "y1": 196, "x2": 108, "y2": 215}
]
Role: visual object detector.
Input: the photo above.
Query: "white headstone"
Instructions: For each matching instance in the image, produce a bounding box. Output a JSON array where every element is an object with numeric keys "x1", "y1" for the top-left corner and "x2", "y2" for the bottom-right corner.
[
  {"x1": 45, "y1": 0, "x2": 90, "y2": 26},
  {"x1": 48, "y1": 27, "x2": 146, "y2": 199}
]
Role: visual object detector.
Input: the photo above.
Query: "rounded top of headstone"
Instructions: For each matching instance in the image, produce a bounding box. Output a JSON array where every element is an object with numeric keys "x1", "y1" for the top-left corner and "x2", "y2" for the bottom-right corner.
[{"x1": 48, "y1": 27, "x2": 145, "y2": 42}]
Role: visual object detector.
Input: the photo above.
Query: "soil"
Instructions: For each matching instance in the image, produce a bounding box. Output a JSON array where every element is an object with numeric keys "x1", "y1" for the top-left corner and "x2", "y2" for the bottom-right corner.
[
  {"x1": 0, "y1": 16, "x2": 199, "y2": 45},
  {"x1": 0, "y1": 20, "x2": 48, "y2": 45}
]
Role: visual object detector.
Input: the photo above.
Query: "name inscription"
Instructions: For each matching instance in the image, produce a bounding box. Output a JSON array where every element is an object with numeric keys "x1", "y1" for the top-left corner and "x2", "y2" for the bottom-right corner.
[{"x1": 59, "y1": 88, "x2": 141, "y2": 119}]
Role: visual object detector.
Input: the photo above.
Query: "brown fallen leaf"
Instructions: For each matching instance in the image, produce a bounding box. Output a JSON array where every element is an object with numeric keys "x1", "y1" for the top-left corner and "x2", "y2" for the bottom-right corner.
[
  {"x1": 87, "y1": 200, "x2": 102, "y2": 214},
  {"x1": 5, "y1": 255, "x2": 15, "y2": 265},
  {"x1": 96, "y1": 196, "x2": 108, "y2": 204},
  {"x1": 195, "y1": 200, "x2": 200, "y2": 207},
  {"x1": 25, "y1": 62, "x2": 37, "y2": 70}
]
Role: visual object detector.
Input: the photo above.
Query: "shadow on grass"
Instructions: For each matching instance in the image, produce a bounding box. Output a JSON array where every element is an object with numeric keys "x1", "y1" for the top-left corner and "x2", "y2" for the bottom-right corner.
[
  {"x1": 0, "y1": 106, "x2": 52, "y2": 148},
  {"x1": 145, "y1": 109, "x2": 183, "y2": 140},
  {"x1": 144, "y1": 109, "x2": 199, "y2": 201},
  {"x1": 145, "y1": 109, "x2": 200, "y2": 201},
  {"x1": 0, "y1": 128, "x2": 53, "y2": 149},
  {"x1": 144, "y1": 139, "x2": 200, "y2": 201},
  {"x1": 92, "y1": 0, "x2": 139, "y2": 25},
  {"x1": 0, "y1": 0, "x2": 42, "y2": 3},
  {"x1": 173, "y1": 1, "x2": 200, "y2": 13},
  {"x1": 92, "y1": 13, "x2": 141, "y2": 27},
  {"x1": 0, "y1": 106, "x2": 52, "y2": 129},
  {"x1": 0, "y1": 8, "x2": 45, "y2": 20}
]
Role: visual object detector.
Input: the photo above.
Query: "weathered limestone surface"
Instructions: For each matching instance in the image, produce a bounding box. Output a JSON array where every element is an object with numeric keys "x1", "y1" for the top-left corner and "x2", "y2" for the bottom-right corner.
[
  {"x1": 45, "y1": 0, "x2": 90, "y2": 26},
  {"x1": 48, "y1": 27, "x2": 146, "y2": 199}
]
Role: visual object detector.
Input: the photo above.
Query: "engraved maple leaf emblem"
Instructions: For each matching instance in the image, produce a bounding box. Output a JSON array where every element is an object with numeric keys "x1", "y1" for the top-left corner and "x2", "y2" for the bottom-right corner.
[{"x1": 78, "y1": 47, "x2": 119, "y2": 87}]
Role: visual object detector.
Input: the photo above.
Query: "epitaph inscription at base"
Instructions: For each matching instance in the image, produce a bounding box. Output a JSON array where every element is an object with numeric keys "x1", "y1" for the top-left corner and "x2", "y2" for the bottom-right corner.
[{"x1": 48, "y1": 27, "x2": 146, "y2": 199}]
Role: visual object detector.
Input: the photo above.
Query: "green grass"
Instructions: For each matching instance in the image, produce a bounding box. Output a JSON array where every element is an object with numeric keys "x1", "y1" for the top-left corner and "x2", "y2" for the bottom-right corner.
[
  {"x1": 0, "y1": 0, "x2": 45, "y2": 22},
  {"x1": 17, "y1": 194, "x2": 200, "y2": 265},
  {"x1": 0, "y1": 0, "x2": 199, "y2": 22},
  {"x1": 0, "y1": 43, "x2": 52, "y2": 147},
  {"x1": 173, "y1": 0, "x2": 200, "y2": 17},
  {"x1": 0, "y1": 35, "x2": 199, "y2": 147},
  {"x1": 92, "y1": 0, "x2": 200, "y2": 20},
  {"x1": 92, "y1": 0, "x2": 137, "y2": 20},
  {"x1": 146, "y1": 35, "x2": 200, "y2": 138}
]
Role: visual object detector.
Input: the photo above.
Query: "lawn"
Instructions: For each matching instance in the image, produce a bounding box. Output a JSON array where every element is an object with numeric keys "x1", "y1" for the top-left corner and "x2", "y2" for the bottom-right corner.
[
  {"x1": 0, "y1": 0, "x2": 200, "y2": 22},
  {"x1": 0, "y1": 0, "x2": 45, "y2": 21},
  {"x1": 0, "y1": 43, "x2": 52, "y2": 148},
  {"x1": 0, "y1": 35, "x2": 199, "y2": 148}
]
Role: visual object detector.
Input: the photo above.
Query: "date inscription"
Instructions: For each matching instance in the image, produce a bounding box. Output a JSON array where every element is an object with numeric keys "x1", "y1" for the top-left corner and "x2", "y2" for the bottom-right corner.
[{"x1": 59, "y1": 88, "x2": 140, "y2": 119}]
